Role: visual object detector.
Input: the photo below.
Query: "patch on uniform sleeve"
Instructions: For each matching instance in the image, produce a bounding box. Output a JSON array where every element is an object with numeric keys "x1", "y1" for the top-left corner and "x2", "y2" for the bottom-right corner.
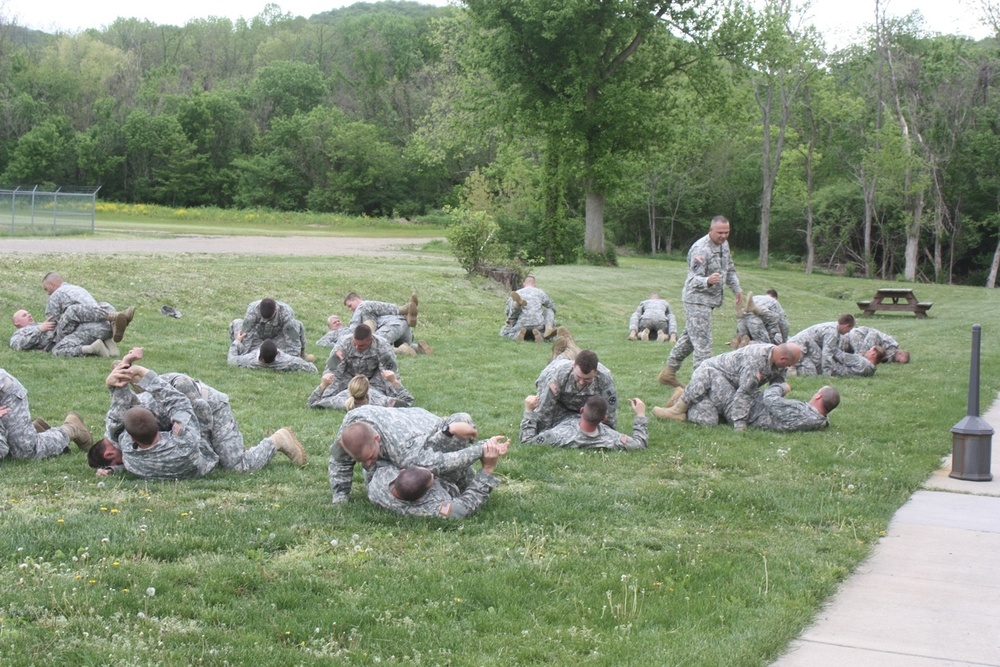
[
  {"x1": 439, "y1": 502, "x2": 453, "y2": 517},
  {"x1": 693, "y1": 254, "x2": 705, "y2": 266},
  {"x1": 618, "y1": 434, "x2": 629, "y2": 446},
  {"x1": 548, "y1": 382, "x2": 560, "y2": 396}
]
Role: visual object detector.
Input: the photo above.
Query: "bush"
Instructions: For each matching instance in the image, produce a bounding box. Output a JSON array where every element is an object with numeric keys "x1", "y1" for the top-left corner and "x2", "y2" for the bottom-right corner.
[{"x1": 446, "y1": 208, "x2": 512, "y2": 275}]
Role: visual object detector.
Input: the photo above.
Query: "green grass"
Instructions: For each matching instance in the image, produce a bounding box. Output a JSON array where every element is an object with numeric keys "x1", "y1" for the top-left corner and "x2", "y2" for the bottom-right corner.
[{"x1": 1, "y1": 241, "x2": 997, "y2": 666}]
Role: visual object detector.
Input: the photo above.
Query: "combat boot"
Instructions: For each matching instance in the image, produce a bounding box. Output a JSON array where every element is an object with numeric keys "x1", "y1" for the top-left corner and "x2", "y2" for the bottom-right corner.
[
  {"x1": 651, "y1": 400, "x2": 688, "y2": 421},
  {"x1": 638, "y1": 328, "x2": 650, "y2": 341},
  {"x1": 271, "y1": 428, "x2": 306, "y2": 466},
  {"x1": 109, "y1": 306, "x2": 136, "y2": 343},
  {"x1": 302, "y1": 353, "x2": 317, "y2": 363},
  {"x1": 416, "y1": 340, "x2": 434, "y2": 355},
  {"x1": 664, "y1": 386, "x2": 685, "y2": 408},
  {"x1": 739, "y1": 335, "x2": 752, "y2": 348},
  {"x1": 399, "y1": 294, "x2": 419, "y2": 327},
  {"x1": 669, "y1": 333, "x2": 677, "y2": 343},
  {"x1": 659, "y1": 329, "x2": 671, "y2": 343},
  {"x1": 746, "y1": 292, "x2": 762, "y2": 316},
  {"x1": 32, "y1": 417, "x2": 50, "y2": 433},
  {"x1": 726, "y1": 334, "x2": 741, "y2": 349},
  {"x1": 510, "y1": 291, "x2": 527, "y2": 308},
  {"x1": 543, "y1": 323, "x2": 558, "y2": 340},
  {"x1": 395, "y1": 343, "x2": 417, "y2": 356},
  {"x1": 82, "y1": 339, "x2": 111, "y2": 357},
  {"x1": 62, "y1": 412, "x2": 93, "y2": 451},
  {"x1": 551, "y1": 336, "x2": 581, "y2": 362},
  {"x1": 103, "y1": 338, "x2": 121, "y2": 358},
  {"x1": 531, "y1": 328, "x2": 544, "y2": 343},
  {"x1": 628, "y1": 330, "x2": 638, "y2": 341},
  {"x1": 657, "y1": 366, "x2": 681, "y2": 387},
  {"x1": 516, "y1": 329, "x2": 528, "y2": 342}
]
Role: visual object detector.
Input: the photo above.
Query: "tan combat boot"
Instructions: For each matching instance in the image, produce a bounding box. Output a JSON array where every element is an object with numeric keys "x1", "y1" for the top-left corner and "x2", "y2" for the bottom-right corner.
[
  {"x1": 665, "y1": 386, "x2": 685, "y2": 408},
  {"x1": 81, "y1": 339, "x2": 111, "y2": 357},
  {"x1": 652, "y1": 400, "x2": 689, "y2": 421},
  {"x1": 726, "y1": 334, "x2": 741, "y2": 349},
  {"x1": 551, "y1": 336, "x2": 581, "y2": 362},
  {"x1": 415, "y1": 340, "x2": 434, "y2": 355},
  {"x1": 109, "y1": 306, "x2": 136, "y2": 343},
  {"x1": 104, "y1": 338, "x2": 121, "y2": 357},
  {"x1": 543, "y1": 323, "x2": 558, "y2": 340},
  {"x1": 531, "y1": 329, "x2": 544, "y2": 343},
  {"x1": 303, "y1": 353, "x2": 317, "y2": 363},
  {"x1": 638, "y1": 328, "x2": 650, "y2": 341},
  {"x1": 516, "y1": 329, "x2": 528, "y2": 342},
  {"x1": 62, "y1": 412, "x2": 93, "y2": 451},
  {"x1": 657, "y1": 366, "x2": 681, "y2": 387},
  {"x1": 271, "y1": 428, "x2": 306, "y2": 466},
  {"x1": 395, "y1": 343, "x2": 417, "y2": 356},
  {"x1": 510, "y1": 291, "x2": 527, "y2": 308},
  {"x1": 398, "y1": 294, "x2": 419, "y2": 327},
  {"x1": 739, "y1": 335, "x2": 751, "y2": 348},
  {"x1": 659, "y1": 329, "x2": 671, "y2": 343},
  {"x1": 628, "y1": 330, "x2": 638, "y2": 341},
  {"x1": 746, "y1": 292, "x2": 762, "y2": 316}
]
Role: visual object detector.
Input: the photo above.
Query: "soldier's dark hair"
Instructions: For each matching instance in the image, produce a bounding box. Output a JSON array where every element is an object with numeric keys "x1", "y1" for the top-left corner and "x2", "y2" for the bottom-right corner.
[
  {"x1": 124, "y1": 407, "x2": 158, "y2": 446},
  {"x1": 575, "y1": 349, "x2": 599, "y2": 374},
  {"x1": 354, "y1": 324, "x2": 372, "y2": 341},
  {"x1": 344, "y1": 292, "x2": 361, "y2": 306},
  {"x1": 259, "y1": 298, "x2": 277, "y2": 319},
  {"x1": 87, "y1": 438, "x2": 115, "y2": 468},
  {"x1": 818, "y1": 386, "x2": 841, "y2": 413},
  {"x1": 766, "y1": 289, "x2": 778, "y2": 299},
  {"x1": 870, "y1": 345, "x2": 886, "y2": 363},
  {"x1": 259, "y1": 339, "x2": 279, "y2": 364},
  {"x1": 837, "y1": 313, "x2": 856, "y2": 327},
  {"x1": 392, "y1": 467, "x2": 434, "y2": 501},
  {"x1": 581, "y1": 396, "x2": 608, "y2": 423}
]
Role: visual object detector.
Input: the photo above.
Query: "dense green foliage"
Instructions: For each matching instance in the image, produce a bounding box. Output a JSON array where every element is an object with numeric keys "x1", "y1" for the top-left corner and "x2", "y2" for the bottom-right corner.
[
  {"x1": 1, "y1": 232, "x2": 998, "y2": 664},
  {"x1": 3, "y1": 1, "x2": 1000, "y2": 281}
]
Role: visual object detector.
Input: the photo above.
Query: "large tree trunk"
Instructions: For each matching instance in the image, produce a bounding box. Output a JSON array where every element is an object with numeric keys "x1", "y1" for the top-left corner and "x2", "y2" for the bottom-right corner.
[
  {"x1": 584, "y1": 180, "x2": 606, "y2": 255},
  {"x1": 861, "y1": 170, "x2": 876, "y2": 277},
  {"x1": 647, "y1": 172, "x2": 659, "y2": 255},
  {"x1": 987, "y1": 234, "x2": 1000, "y2": 288},
  {"x1": 904, "y1": 189, "x2": 923, "y2": 281}
]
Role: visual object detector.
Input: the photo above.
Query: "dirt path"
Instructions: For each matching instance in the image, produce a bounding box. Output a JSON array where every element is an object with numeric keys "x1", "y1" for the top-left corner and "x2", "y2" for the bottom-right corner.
[{"x1": 0, "y1": 235, "x2": 444, "y2": 257}]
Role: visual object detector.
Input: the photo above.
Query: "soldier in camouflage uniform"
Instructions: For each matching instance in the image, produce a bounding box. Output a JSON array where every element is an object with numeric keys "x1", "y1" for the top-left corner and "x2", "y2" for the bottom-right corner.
[
  {"x1": 733, "y1": 290, "x2": 789, "y2": 346},
  {"x1": 534, "y1": 349, "x2": 618, "y2": 431},
  {"x1": 653, "y1": 343, "x2": 801, "y2": 428},
  {"x1": 343, "y1": 292, "x2": 424, "y2": 354},
  {"x1": 316, "y1": 315, "x2": 346, "y2": 348},
  {"x1": 627, "y1": 293, "x2": 677, "y2": 342},
  {"x1": 324, "y1": 324, "x2": 402, "y2": 395},
  {"x1": 841, "y1": 325, "x2": 908, "y2": 363},
  {"x1": 521, "y1": 394, "x2": 648, "y2": 451},
  {"x1": 830, "y1": 347, "x2": 881, "y2": 377},
  {"x1": 789, "y1": 314, "x2": 855, "y2": 377},
  {"x1": 99, "y1": 358, "x2": 304, "y2": 480},
  {"x1": 42, "y1": 272, "x2": 134, "y2": 344},
  {"x1": 687, "y1": 380, "x2": 838, "y2": 431},
  {"x1": 500, "y1": 276, "x2": 558, "y2": 341},
  {"x1": 659, "y1": 216, "x2": 742, "y2": 387},
  {"x1": 365, "y1": 437, "x2": 508, "y2": 519},
  {"x1": 308, "y1": 370, "x2": 413, "y2": 410},
  {"x1": 0, "y1": 368, "x2": 92, "y2": 460},
  {"x1": 11, "y1": 307, "x2": 118, "y2": 357},
  {"x1": 233, "y1": 298, "x2": 308, "y2": 359},
  {"x1": 228, "y1": 336, "x2": 318, "y2": 372},
  {"x1": 329, "y1": 404, "x2": 492, "y2": 504}
]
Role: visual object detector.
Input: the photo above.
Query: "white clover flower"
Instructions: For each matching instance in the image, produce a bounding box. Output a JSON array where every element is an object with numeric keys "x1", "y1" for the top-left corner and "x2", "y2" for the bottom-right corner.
[{"x1": 145, "y1": 587, "x2": 156, "y2": 597}]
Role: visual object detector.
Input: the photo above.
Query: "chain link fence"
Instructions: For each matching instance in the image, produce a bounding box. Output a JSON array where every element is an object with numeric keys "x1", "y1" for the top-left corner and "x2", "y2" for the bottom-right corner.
[{"x1": 1, "y1": 185, "x2": 101, "y2": 236}]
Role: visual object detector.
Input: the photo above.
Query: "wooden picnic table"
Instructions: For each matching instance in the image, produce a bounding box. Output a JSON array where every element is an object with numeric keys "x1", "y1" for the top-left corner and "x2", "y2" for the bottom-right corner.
[{"x1": 857, "y1": 287, "x2": 932, "y2": 318}]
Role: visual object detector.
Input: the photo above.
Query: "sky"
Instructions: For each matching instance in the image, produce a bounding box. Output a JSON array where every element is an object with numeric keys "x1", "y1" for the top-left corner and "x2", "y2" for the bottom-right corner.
[{"x1": 3, "y1": 0, "x2": 993, "y2": 47}]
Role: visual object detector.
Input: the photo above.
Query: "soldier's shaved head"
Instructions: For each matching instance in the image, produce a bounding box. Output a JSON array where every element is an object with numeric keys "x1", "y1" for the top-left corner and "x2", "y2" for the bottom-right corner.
[{"x1": 340, "y1": 422, "x2": 380, "y2": 467}]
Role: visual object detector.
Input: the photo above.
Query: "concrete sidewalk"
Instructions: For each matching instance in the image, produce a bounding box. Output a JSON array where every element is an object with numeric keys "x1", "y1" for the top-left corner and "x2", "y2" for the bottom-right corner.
[{"x1": 773, "y1": 397, "x2": 1000, "y2": 667}]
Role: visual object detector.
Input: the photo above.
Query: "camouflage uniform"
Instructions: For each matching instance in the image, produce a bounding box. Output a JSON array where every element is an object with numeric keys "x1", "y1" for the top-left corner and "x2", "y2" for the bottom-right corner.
[
  {"x1": 325, "y1": 336, "x2": 400, "y2": 394},
  {"x1": 737, "y1": 295, "x2": 789, "y2": 344},
  {"x1": 666, "y1": 233, "x2": 741, "y2": 371},
  {"x1": 316, "y1": 328, "x2": 345, "y2": 348},
  {"x1": 789, "y1": 322, "x2": 845, "y2": 376},
  {"x1": 307, "y1": 382, "x2": 414, "y2": 410},
  {"x1": 500, "y1": 286, "x2": 557, "y2": 339},
  {"x1": 366, "y1": 461, "x2": 500, "y2": 519},
  {"x1": 831, "y1": 352, "x2": 876, "y2": 377},
  {"x1": 841, "y1": 326, "x2": 900, "y2": 361},
  {"x1": 112, "y1": 372, "x2": 219, "y2": 480},
  {"x1": 520, "y1": 411, "x2": 648, "y2": 450},
  {"x1": 680, "y1": 344, "x2": 787, "y2": 429},
  {"x1": 349, "y1": 300, "x2": 412, "y2": 347},
  {"x1": 46, "y1": 283, "x2": 104, "y2": 339},
  {"x1": 534, "y1": 357, "x2": 618, "y2": 430},
  {"x1": 689, "y1": 382, "x2": 828, "y2": 431},
  {"x1": 0, "y1": 369, "x2": 70, "y2": 460},
  {"x1": 228, "y1": 339, "x2": 318, "y2": 372},
  {"x1": 236, "y1": 300, "x2": 305, "y2": 356},
  {"x1": 329, "y1": 405, "x2": 486, "y2": 503},
  {"x1": 628, "y1": 298, "x2": 677, "y2": 338},
  {"x1": 10, "y1": 323, "x2": 54, "y2": 353}
]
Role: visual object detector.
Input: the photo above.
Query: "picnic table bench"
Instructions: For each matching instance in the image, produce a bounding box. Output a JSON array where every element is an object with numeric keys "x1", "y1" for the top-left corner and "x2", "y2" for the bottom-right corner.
[{"x1": 857, "y1": 287, "x2": 932, "y2": 318}]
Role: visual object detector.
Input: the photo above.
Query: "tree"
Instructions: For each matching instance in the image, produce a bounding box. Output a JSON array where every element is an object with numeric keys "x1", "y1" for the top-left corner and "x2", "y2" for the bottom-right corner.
[{"x1": 459, "y1": 0, "x2": 718, "y2": 257}]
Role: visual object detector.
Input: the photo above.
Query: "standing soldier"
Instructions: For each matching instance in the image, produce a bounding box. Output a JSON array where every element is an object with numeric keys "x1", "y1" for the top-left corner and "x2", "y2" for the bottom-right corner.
[{"x1": 658, "y1": 216, "x2": 742, "y2": 387}]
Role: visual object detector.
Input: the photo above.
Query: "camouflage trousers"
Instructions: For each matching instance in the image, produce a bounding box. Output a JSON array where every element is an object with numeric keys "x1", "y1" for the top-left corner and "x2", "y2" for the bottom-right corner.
[
  {"x1": 0, "y1": 374, "x2": 69, "y2": 460},
  {"x1": 667, "y1": 302, "x2": 714, "y2": 370}
]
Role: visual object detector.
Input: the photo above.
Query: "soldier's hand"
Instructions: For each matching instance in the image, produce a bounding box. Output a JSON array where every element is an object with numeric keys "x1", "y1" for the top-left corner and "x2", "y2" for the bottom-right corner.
[
  {"x1": 0, "y1": 406, "x2": 8, "y2": 418},
  {"x1": 524, "y1": 394, "x2": 539, "y2": 411},
  {"x1": 734, "y1": 291, "x2": 743, "y2": 306},
  {"x1": 38, "y1": 319, "x2": 56, "y2": 332},
  {"x1": 382, "y1": 370, "x2": 399, "y2": 386},
  {"x1": 447, "y1": 421, "x2": 477, "y2": 440},
  {"x1": 96, "y1": 467, "x2": 114, "y2": 477},
  {"x1": 123, "y1": 347, "x2": 144, "y2": 364},
  {"x1": 781, "y1": 382, "x2": 791, "y2": 395},
  {"x1": 707, "y1": 272, "x2": 721, "y2": 285},
  {"x1": 320, "y1": 372, "x2": 334, "y2": 389},
  {"x1": 485, "y1": 435, "x2": 510, "y2": 456},
  {"x1": 629, "y1": 398, "x2": 646, "y2": 417}
]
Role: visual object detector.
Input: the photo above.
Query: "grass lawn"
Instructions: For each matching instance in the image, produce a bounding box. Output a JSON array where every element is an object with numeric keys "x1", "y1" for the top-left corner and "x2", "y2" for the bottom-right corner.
[{"x1": 1, "y1": 231, "x2": 998, "y2": 666}]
